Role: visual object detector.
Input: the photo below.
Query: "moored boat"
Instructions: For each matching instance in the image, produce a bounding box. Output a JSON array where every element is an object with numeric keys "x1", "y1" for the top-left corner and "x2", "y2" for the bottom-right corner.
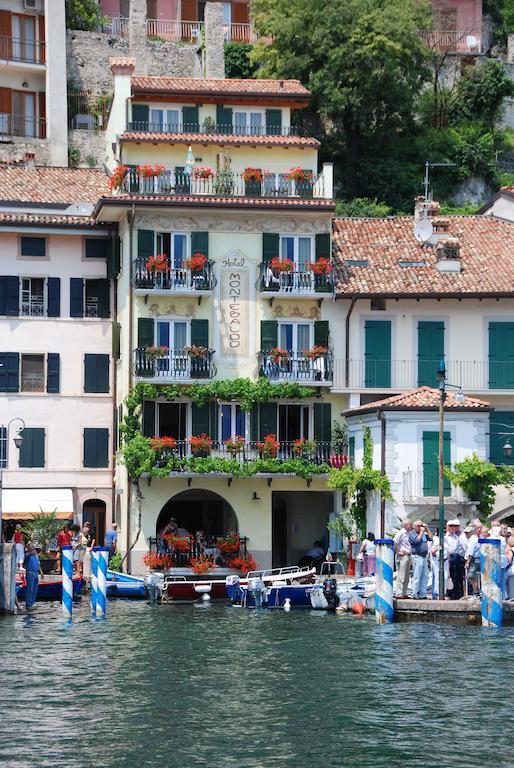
[
  {"x1": 16, "y1": 574, "x2": 84, "y2": 602},
  {"x1": 106, "y1": 570, "x2": 148, "y2": 599}
]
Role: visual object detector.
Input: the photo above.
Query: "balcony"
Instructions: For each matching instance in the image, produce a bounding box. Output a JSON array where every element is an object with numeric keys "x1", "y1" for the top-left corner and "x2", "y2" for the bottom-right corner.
[
  {"x1": 133, "y1": 259, "x2": 215, "y2": 297},
  {"x1": 418, "y1": 29, "x2": 482, "y2": 53},
  {"x1": 21, "y1": 297, "x2": 45, "y2": 317},
  {"x1": 146, "y1": 19, "x2": 256, "y2": 43},
  {"x1": 0, "y1": 35, "x2": 45, "y2": 65},
  {"x1": 101, "y1": 16, "x2": 128, "y2": 38},
  {"x1": 119, "y1": 167, "x2": 332, "y2": 201},
  {"x1": 135, "y1": 347, "x2": 216, "y2": 382},
  {"x1": 333, "y1": 359, "x2": 514, "y2": 393},
  {"x1": 403, "y1": 471, "x2": 468, "y2": 504},
  {"x1": 0, "y1": 115, "x2": 46, "y2": 140},
  {"x1": 148, "y1": 534, "x2": 249, "y2": 563},
  {"x1": 126, "y1": 119, "x2": 302, "y2": 137},
  {"x1": 258, "y1": 264, "x2": 333, "y2": 299},
  {"x1": 258, "y1": 351, "x2": 334, "y2": 386}
]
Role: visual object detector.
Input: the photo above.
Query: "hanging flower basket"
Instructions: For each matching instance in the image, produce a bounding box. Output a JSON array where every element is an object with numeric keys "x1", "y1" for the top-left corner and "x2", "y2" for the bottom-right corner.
[
  {"x1": 225, "y1": 436, "x2": 245, "y2": 455},
  {"x1": 192, "y1": 165, "x2": 214, "y2": 179},
  {"x1": 184, "y1": 345, "x2": 208, "y2": 359},
  {"x1": 146, "y1": 254, "x2": 168, "y2": 273},
  {"x1": 188, "y1": 434, "x2": 213, "y2": 456},
  {"x1": 185, "y1": 253, "x2": 208, "y2": 273},
  {"x1": 243, "y1": 167, "x2": 263, "y2": 183},
  {"x1": 309, "y1": 257, "x2": 332, "y2": 276},
  {"x1": 269, "y1": 347, "x2": 290, "y2": 365},
  {"x1": 287, "y1": 167, "x2": 313, "y2": 183},
  {"x1": 270, "y1": 257, "x2": 294, "y2": 273},
  {"x1": 164, "y1": 534, "x2": 192, "y2": 552},
  {"x1": 136, "y1": 163, "x2": 166, "y2": 179},
  {"x1": 191, "y1": 555, "x2": 216, "y2": 575},
  {"x1": 143, "y1": 553, "x2": 173, "y2": 570},
  {"x1": 108, "y1": 164, "x2": 129, "y2": 191},
  {"x1": 303, "y1": 345, "x2": 328, "y2": 361},
  {"x1": 257, "y1": 433, "x2": 280, "y2": 458},
  {"x1": 146, "y1": 346, "x2": 169, "y2": 360}
]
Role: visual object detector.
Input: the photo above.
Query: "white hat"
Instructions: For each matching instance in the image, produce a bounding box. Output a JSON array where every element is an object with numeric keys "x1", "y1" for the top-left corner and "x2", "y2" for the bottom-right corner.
[{"x1": 447, "y1": 519, "x2": 460, "y2": 527}]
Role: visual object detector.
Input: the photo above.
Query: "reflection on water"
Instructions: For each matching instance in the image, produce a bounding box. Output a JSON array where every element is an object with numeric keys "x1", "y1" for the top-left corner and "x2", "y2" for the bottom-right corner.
[{"x1": 0, "y1": 600, "x2": 512, "y2": 768}]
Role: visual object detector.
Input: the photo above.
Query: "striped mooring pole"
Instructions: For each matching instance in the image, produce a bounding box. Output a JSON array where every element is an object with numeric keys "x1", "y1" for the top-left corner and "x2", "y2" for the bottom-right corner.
[
  {"x1": 61, "y1": 545, "x2": 74, "y2": 621},
  {"x1": 479, "y1": 538, "x2": 502, "y2": 628},
  {"x1": 375, "y1": 538, "x2": 395, "y2": 625},
  {"x1": 91, "y1": 547, "x2": 99, "y2": 616},
  {"x1": 96, "y1": 546, "x2": 109, "y2": 619}
]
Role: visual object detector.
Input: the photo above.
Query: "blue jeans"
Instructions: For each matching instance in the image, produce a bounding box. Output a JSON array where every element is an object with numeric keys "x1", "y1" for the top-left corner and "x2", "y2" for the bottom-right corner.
[
  {"x1": 25, "y1": 571, "x2": 39, "y2": 609},
  {"x1": 411, "y1": 554, "x2": 429, "y2": 599}
]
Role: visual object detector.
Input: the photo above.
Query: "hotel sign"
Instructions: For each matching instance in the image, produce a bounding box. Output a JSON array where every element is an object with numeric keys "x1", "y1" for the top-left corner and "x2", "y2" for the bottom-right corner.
[{"x1": 220, "y1": 256, "x2": 249, "y2": 358}]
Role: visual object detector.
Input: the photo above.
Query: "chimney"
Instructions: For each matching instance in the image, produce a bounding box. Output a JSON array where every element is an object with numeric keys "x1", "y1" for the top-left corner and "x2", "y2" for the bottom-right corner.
[
  {"x1": 24, "y1": 152, "x2": 36, "y2": 169},
  {"x1": 414, "y1": 196, "x2": 440, "y2": 222},
  {"x1": 432, "y1": 218, "x2": 450, "y2": 233},
  {"x1": 435, "y1": 237, "x2": 462, "y2": 273}
]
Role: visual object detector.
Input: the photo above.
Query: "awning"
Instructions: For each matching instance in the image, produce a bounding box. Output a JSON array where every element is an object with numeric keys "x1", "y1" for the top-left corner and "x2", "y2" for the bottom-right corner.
[{"x1": 1, "y1": 489, "x2": 74, "y2": 520}]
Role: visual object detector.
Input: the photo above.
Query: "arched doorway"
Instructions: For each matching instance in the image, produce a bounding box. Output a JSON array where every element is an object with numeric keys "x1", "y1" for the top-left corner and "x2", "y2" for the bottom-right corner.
[
  {"x1": 83, "y1": 499, "x2": 107, "y2": 547},
  {"x1": 156, "y1": 489, "x2": 238, "y2": 538}
]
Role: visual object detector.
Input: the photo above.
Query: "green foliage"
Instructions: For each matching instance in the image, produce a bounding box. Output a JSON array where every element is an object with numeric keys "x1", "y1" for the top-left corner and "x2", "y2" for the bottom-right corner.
[
  {"x1": 22, "y1": 512, "x2": 62, "y2": 554},
  {"x1": 108, "y1": 552, "x2": 123, "y2": 572},
  {"x1": 225, "y1": 42, "x2": 258, "y2": 78},
  {"x1": 445, "y1": 453, "x2": 514, "y2": 517},
  {"x1": 451, "y1": 61, "x2": 514, "y2": 129},
  {"x1": 65, "y1": 0, "x2": 105, "y2": 31},
  {"x1": 68, "y1": 147, "x2": 80, "y2": 168},
  {"x1": 335, "y1": 198, "x2": 392, "y2": 217}
]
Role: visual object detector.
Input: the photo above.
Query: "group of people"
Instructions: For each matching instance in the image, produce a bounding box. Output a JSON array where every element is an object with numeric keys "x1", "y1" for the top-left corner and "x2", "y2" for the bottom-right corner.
[
  {"x1": 158, "y1": 518, "x2": 219, "y2": 560},
  {"x1": 393, "y1": 517, "x2": 514, "y2": 601}
]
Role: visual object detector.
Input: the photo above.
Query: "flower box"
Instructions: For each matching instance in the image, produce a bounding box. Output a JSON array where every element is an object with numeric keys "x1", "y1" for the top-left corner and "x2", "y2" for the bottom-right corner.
[
  {"x1": 270, "y1": 257, "x2": 294, "y2": 273},
  {"x1": 309, "y1": 257, "x2": 332, "y2": 277},
  {"x1": 184, "y1": 345, "x2": 208, "y2": 359},
  {"x1": 225, "y1": 436, "x2": 245, "y2": 455},
  {"x1": 149, "y1": 436, "x2": 177, "y2": 452},
  {"x1": 287, "y1": 167, "x2": 313, "y2": 183},
  {"x1": 243, "y1": 167, "x2": 263, "y2": 183},
  {"x1": 146, "y1": 254, "x2": 169, "y2": 273},
  {"x1": 185, "y1": 252, "x2": 208, "y2": 273},
  {"x1": 108, "y1": 164, "x2": 128, "y2": 191},
  {"x1": 303, "y1": 345, "x2": 328, "y2": 361},
  {"x1": 257, "y1": 433, "x2": 280, "y2": 458},
  {"x1": 188, "y1": 433, "x2": 213, "y2": 456},
  {"x1": 164, "y1": 534, "x2": 192, "y2": 552},
  {"x1": 146, "y1": 346, "x2": 169, "y2": 361},
  {"x1": 216, "y1": 532, "x2": 241, "y2": 554},
  {"x1": 269, "y1": 347, "x2": 290, "y2": 365},
  {"x1": 293, "y1": 438, "x2": 318, "y2": 457},
  {"x1": 192, "y1": 165, "x2": 214, "y2": 179}
]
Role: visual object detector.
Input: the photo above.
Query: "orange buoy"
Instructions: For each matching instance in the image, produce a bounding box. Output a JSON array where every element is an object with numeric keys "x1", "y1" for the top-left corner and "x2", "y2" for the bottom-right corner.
[{"x1": 352, "y1": 601, "x2": 366, "y2": 616}]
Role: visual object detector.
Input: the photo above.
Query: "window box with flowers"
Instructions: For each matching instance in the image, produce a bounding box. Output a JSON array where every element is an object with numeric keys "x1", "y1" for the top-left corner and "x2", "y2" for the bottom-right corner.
[
  {"x1": 287, "y1": 167, "x2": 313, "y2": 198},
  {"x1": 257, "y1": 433, "x2": 280, "y2": 459},
  {"x1": 146, "y1": 254, "x2": 169, "y2": 274},
  {"x1": 188, "y1": 433, "x2": 213, "y2": 458},
  {"x1": 137, "y1": 163, "x2": 166, "y2": 179},
  {"x1": 164, "y1": 534, "x2": 192, "y2": 553},
  {"x1": 108, "y1": 164, "x2": 129, "y2": 192},
  {"x1": 293, "y1": 438, "x2": 318, "y2": 459},
  {"x1": 216, "y1": 532, "x2": 241, "y2": 555},
  {"x1": 146, "y1": 346, "x2": 169, "y2": 361},
  {"x1": 192, "y1": 165, "x2": 214, "y2": 180},
  {"x1": 185, "y1": 253, "x2": 208, "y2": 274},
  {"x1": 269, "y1": 347, "x2": 290, "y2": 366},
  {"x1": 308, "y1": 257, "x2": 332, "y2": 292},
  {"x1": 149, "y1": 435, "x2": 177, "y2": 469},
  {"x1": 270, "y1": 257, "x2": 294, "y2": 274},
  {"x1": 243, "y1": 167, "x2": 262, "y2": 197},
  {"x1": 225, "y1": 436, "x2": 245, "y2": 455},
  {"x1": 303, "y1": 345, "x2": 328, "y2": 361}
]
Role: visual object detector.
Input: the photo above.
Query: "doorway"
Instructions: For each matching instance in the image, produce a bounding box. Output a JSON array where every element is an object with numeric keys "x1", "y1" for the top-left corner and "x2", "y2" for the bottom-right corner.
[
  {"x1": 83, "y1": 499, "x2": 107, "y2": 547},
  {"x1": 156, "y1": 489, "x2": 238, "y2": 537},
  {"x1": 272, "y1": 495, "x2": 287, "y2": 567}
]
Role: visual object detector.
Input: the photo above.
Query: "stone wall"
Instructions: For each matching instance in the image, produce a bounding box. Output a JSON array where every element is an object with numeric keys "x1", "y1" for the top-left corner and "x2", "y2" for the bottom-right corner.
[
  {"x1": 67, "y1": 30, "x2": 130, "y2": 93},
  {"x1": 68, "y1": 129, "x2": 107, "y2": 169},
  {"x1": 205, "y1": 2, "x2": 225, "y2": 79},
  {"x1": 0, "y1": 137, "x2": 51, "y2": 166}
]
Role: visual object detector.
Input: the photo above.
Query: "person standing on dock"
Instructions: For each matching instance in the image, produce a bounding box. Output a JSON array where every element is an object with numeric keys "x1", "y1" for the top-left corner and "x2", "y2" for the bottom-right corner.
[
  {"x1": 105, "y1": 523, "x2": 118, "y2": 562},
  {"x1": 445, "y1": 520, "x2": 467, "y2": 600},
  {"x1": 408, "y1": 521, "x2": 432, "y2": 599},
  {"x1": 465, "y1": 523, "x2": 481, "y2": 598},
  {"x1": 12, "y1": 524, "x2": 25, "y2": 570},
  {"x1": 393, "y1": 519, "x2": 412, "y2": 599},
  {"x1": 24, "y1": 542, "x2": 43, "y2": 612}
]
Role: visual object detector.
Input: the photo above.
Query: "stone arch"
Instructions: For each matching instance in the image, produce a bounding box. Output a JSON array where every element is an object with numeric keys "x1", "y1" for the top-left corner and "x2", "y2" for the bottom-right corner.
[{"x1": 155, "y1": 489, "x2": 238, "y2": 537}]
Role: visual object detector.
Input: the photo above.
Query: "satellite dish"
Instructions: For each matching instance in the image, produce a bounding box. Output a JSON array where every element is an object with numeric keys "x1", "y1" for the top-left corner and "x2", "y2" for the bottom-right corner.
[{"x1": 414, "y1": 217, "x2": 433, "y2": 243}]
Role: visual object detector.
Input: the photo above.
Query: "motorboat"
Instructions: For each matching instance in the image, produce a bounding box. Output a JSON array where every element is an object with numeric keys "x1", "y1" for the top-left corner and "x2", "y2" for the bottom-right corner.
[
  {"x1": 16, "y1": 574, "x2": 84, "y2": 602},
  {"x1": 106, "y1": 570, "x2": 147, "y2": 599},
  {"x1": 226, "y1": 565, "x2": 317, "y2": 608},
  {"x1": 307, "y1": 562, "x2": 378, "y2": 611}
]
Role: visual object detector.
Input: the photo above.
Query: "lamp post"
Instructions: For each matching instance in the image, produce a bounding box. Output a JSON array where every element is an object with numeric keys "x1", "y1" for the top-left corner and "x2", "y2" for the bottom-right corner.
[
  {"x1": 0, "y1": 418, "x2": 25, "y2": 537},
  {"x1": 435, "y1": 361, "x2": 464, "y2": 600}
]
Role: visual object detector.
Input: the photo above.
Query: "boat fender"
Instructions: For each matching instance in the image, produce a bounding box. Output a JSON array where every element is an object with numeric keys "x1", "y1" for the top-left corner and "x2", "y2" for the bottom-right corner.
[
  {"x1": 283, "y1": 597, "x2": 291, "y2": 611},
  {"x1": 352, "y1": 601, "x2": 366, "y2": 616}
]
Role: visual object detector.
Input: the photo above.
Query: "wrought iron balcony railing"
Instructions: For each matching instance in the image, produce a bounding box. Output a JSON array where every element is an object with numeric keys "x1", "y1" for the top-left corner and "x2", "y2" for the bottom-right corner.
[
  {"x1": 135, "y1": 347, "x2": 216, "y2": 380},
  {"x1": 0, "y1": 114, "x2": 46, "y2": 139},
  {"x1": 0, "y1": 35, "x2": 46, "y2": 64},
  {"x1": 133, "y1": 259, "x2": 215, "y2": 292},
  {"x1": 127, "y1": 120, "x2": 301, "y2": 137},
  {"x1": 149, "y1": 535, "x2": 249, "y2": 564},
  {"x1": 258, "y1": 263, "x2": 333, "y2": 295},
  {"x1": 258, "y1": 351, "x2": 334, "y2": 384}
]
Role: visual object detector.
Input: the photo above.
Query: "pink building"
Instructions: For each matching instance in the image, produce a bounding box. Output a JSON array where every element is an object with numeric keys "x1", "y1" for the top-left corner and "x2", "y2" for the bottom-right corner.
[{"x1": 422, "y1": 0, "x2": 483, "y2": 53}]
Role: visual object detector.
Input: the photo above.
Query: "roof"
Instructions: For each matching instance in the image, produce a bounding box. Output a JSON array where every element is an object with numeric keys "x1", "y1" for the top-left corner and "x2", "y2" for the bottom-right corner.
[
  {"x1": 0, "y1": 167, "x2": 109, "y2": 206},
  {"x1": 332, "y1": 216, "x2": 514, "y2": 297},
  {"x1": 131, "y1": 76, "x2": 310, "y2": 100},
  {"x1": 0, "y1": 212, "x2": 102, "y2": 228},
  {"x1": 94, "y1": 194, "x2": 335, "y2": 215},
  {"x1": 344, "y1": 386, "x2": 491, "y2": 417},
  {"x1": 120, "y1": 132, "x2": 319, "y2": 148}
]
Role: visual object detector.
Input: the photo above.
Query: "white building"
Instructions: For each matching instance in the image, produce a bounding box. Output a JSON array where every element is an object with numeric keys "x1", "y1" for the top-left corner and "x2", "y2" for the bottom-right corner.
[
  {"x1": 0, "y1": 0, "x2": 67, "y2": 166},
  {"x1": 0, "y1": 160, "x2": 115, "y2": 543}
]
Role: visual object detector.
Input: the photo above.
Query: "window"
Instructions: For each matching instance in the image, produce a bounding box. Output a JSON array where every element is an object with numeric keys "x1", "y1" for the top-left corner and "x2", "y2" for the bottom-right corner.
[
  {"x1": 20, "y1": 236, "x2": 45, "y2": 258},
  {"x1": 0, "y1": 425, "x2": 6, "y2": 469},
  {"x1": 156, "y1": 320, "x2": 188, "y2": 352},
  {"x1": 234, "y1": 110, "x2": 263, "y2": 135},
  {"x1": 69, "y1": 278, "x2": 110, "y2": 319},
  {"x1": 156, "y1": 232, "x2": 189, "y2": 268},
  {"x1": 278, "y1": 322, "x2": 312, "y2": 356},
  {"x1": 85, "y1": 238, "x2": 109, "y2": 259},
  {"x1": 150, "y1": 108, "x2": 180, "y2": 131},
  {"x1": 20, "y1": 277, "x2": 45, "y2": 316},
  {"x1": 278, "y1": 403, "x2": 311, "y2": 442},
  {"x1": 280, "y1": 236, "x2": 313, "y2": 271},
  {"x1": 19, "y1": 427, "x2": 45, "y2": 468},
  {"x1": 220, "y1": 403, "x2": 247, "y2": 442},
  {"x1": 83, "y1": 428, "x2": 109, "y2": 468},
  {"x1": 20, "y1": 354, "x2": 45, "y2": 392},
  {"x1": 84, "y1": 354, "x2": 110, "y2": 394},
  {"x1": 157, "y1": 402, "x2": 187, "y2": 441}
]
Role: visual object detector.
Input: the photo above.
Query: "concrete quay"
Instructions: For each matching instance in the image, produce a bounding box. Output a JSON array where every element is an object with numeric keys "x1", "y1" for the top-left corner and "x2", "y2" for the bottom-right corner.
[{"x1": 394, "y1": 597, "x2": 514, "y2": 626}]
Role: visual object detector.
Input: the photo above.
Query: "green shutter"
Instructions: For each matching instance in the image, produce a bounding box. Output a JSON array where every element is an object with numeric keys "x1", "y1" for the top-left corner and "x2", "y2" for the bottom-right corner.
[
  {"x1": 191, "y1": 403, "x2": 211, "y2": 436},
  {"x1": 422, "y1": 431, "x2": 450, "y2": 496},
  {"x1": 84, "y1": 354, "x2": 109, "y2": 393},
  {"x1": 107, "y1": 236, "x2": 121, "y2": 279},
  {"x1": 349, "y1": 436, "x2": 355, "y2": 464},
  {"x1": 84, "y1": 428, "x2": 109, "y2": 468},
  {"x1": 262, "y1": 233, "x2": 279, "y2": 266},
  {"x1": 138, "y1": 318, "x2": 154, "y2": 348},
  {"x1": 250, "y1": 403, "x2": 259, "y2": 442},
  {"x1": 417, "y1": 321, "x2": 445, "y2": 387},
  {"x1": 138, "y1": 230, "x2": 154, "y2": 264},
  {"x1": 365, "y1": 320, "x2": 391, "y2": 387},
  {"x1": 216, "y1": 105, "x2": 233, "y2": 134},
  {"x1": 0, "y1": 353, "x2": 19, "y2": 393},
  {"x1": 142, "y1": 401, "x2": 156, "y2": 438},
  {"x1": 191, "y1": 231, "x2": 208, "y2": 258},
  {"x1": 47, "y1": 353, "x2": 60, "y2": 393},
  {"x1": 210, "y1": 402, "x2": 219, "y2": 441},
  {"x1": 314, "y1": 321, "x2": 329, "y2": 348},
  {"x1": 190, "y1": 319, "x2": 209, "y2": 347},
  {"x1": 132, "y1": 103, "x2": 149, "y2": 128},
  {"x1": 261, "y1": 320, "x2": 278, "y2": 351},
  {"x1": 19, "y1": 428, "x2": 45, "y2": 468},
  {"x1": 315, "y1": 233, "x2": 330, "y2": 261},
  {"x1": 489, "y1": 322, "x2": 514, "y2": 390},
  {"x1": 490, "y1": 411, "x2": 514, "y2": 466},
  {"x1": 112, "y1": 321, "x2": 121, "y2": 360},
  {"x1": 95, "y1": 278, "x2": 110, "y2": 318},
  {"x1": 259, "y1": 403, "x2": 277, "y2": 440},
  {"x1": 265, "y1": 108, "x2": 282, "y2": 136},
  {"x1": 313, "y1": 403, "x2": 331, "y2": 443},
  {"x1": 182, "y1": 105, "x2": 199, "y2": 132}
]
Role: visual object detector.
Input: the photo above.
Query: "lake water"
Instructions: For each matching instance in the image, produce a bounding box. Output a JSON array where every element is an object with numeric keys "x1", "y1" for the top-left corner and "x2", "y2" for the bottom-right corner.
[{"x1": 0, "y1": 600, "x2": 512, "y2": 768}]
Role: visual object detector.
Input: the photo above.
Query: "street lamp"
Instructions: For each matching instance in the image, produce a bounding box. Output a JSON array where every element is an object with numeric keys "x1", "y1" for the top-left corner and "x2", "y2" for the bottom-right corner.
[
  {"x1": 504, "y1": 442, "x2": 513, "y2": 459},
  {"x1": 436, "y1": 361, "x2": 464, "y2": 600},
  {"x1": 0, "y1": 418, "x2": 25, "y2": 537}
]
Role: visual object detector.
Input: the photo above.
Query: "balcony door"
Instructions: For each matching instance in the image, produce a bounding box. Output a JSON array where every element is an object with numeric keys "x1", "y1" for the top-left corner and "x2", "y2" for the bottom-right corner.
[
  {"x1": 278, "y1": 404, "x2": 310, "y2": 443},
  {"x1": 158, "y1": 402, "x2": 187, "y2": 442},
  {"x1": 279, "y1": 322, "x2": 312, "y2": 357},
  {"x1": 364, "y1": 320, "x2": 391, "y2": 387},
  {"x1": 12, "y1": 14, "x2": 35, "y2": 63},
  {"x1": 156, "y1": 320, "x2": 189, "y2": 376},
  {"x1": 12, "y1": 90, "x2": 35, "y2": 138},
  {"x1": 220, "y1": 403, "x2": 247, "y2": 442},
  {"x1": 156, "y1": 232, "x2": 188, "y2": 269}
]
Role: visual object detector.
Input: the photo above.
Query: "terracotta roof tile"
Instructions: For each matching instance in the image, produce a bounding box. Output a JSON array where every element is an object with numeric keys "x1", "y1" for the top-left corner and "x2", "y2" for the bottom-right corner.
[
  {"x1": 332, "y1": 216, "x2": 514, "y2": 297},
  {"x1": 131, "y1": 76, "x2": 310, "y2": 99},
  {"x1": 121, "y1": 131, "x2": 319, "y2": 148},
  {"x1": 0, "y1": 167, "x2": 109, "y2": 205},
  {"x1": 344, "y1": 386, "x2": 491, "y2": 416},
  {"x1": 97, "y1": 193, "x2": 334, "y2": 211},
  {"x1": 0, "y1": 212, "x2": 101, "y2": 227}
]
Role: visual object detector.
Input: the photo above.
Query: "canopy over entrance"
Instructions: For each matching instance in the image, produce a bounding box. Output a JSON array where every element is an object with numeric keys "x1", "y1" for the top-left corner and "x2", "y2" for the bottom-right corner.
[{"x1": 1, "y1": 489, "x2": 74, "y2": 520}]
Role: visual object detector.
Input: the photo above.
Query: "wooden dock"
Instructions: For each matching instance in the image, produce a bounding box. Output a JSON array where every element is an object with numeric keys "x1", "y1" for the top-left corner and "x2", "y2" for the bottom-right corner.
[{"x1": 394, "y1": 597, "x2": 514, "y2": 625}]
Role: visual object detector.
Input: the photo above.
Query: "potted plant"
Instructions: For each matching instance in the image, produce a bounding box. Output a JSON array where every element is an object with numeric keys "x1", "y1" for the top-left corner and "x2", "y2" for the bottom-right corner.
[
  {"x1": 202, "y1": 116, "x2": 216, "y2": 134},
  {"x1": 309, "y1": 257, "x2": 332, "y2": 277},
  {"x1": 213, "y1": 168, "x2": 235, "y2": 196},
  {"x1": 146, "y1": 345, "x2": 169, "y2": 361},
  {"x1": 192, "y1": 165, "x2": 214, "y2": 180},
  {"x1": 231, "y1": 554, "x2": 258, "y2": 573},
  {"x1": 22, "y1": 511, "x2": 62, "y2": 574},
  {"x1": 191, "y1": 554, "x2": 216, "y2": 575},
  {"x1": 136, "y1": 163, "x2": 165, "y2": 179},
  {"x1": 184, "y1": 345, "x2": 208, "y2": 359},
  {"x1": 225, "y1": 435, "x2": 245, "y2": 455},
  {"x1": 257, "y1": 433, "x2": 280, "y2": 459},
  {"x1": 216, "y1": 532, "x2": 241, "y2": 555},
  {"x1": 303, "y1": 345, "x2": 328, "y2": 361},
  {"x1": 243, "y1": 167, "x2": 262, "y2": 196},
  {"x1": 143, "y1": 552, "x2": 174, "y2": 570},
  {"x1": 185, "y1": 253, "x2": 208, "y2": 273},
  {"x1": 145, "y1": 254, "x2": 169, "y2": 273},
  {"x1": 149, "y1": 436, "x2": 177, "y2": 453},
  {"x1": 269, "y1": 347, "x2": 290, "y2": 365},
  {"x1": 164, "y1": 534, "x2": 192, "y2": 553},
  {"x1": 270, "y1": 257, "x2": 294, "y2": 274},
  {"x1": 293, "y1": 437, "x2": 318, "y2": 458},
  {"x1": 108, "y1": 164, "x2": 128, "y2": 192},
  {"x1": 287, "y1": 166, "x2": 313, "y2": 197},
  {"x1": 188, "y1": 433, "x2": 213, "y2": 457}
]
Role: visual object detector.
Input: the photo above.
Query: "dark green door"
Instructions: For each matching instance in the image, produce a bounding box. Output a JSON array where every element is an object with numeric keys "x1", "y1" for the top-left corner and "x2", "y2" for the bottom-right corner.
[
  {"x1": 422, "y1": 431, "x2": 450, "y2": 496},
  {"x1": 489, "y1": 322, "x2": 514, "y2": 389},
  {"x1": 364, "y1": 320, "x2": 391, "y2": 387},
  {"x1": 418, "y1": 321, "x2": 444, "y2": 386}
]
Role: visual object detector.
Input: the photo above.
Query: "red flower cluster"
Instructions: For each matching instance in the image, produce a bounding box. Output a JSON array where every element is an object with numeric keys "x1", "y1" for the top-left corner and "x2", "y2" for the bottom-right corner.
[
  {"x1": 146, "y1": 254, "x2": 168, "y2": 273},
  {"x1": 270, "y1": 257, "x2": 294, "y2": 273},
  {"x1": 149, "y1": 436, "x2": 177, "y2": 452},
  {"x1": 192, "y1": 165, "x2": 214, "y2": 179},
  {"x1": 231, "y1": 555, "x2": 258, "y2": 573},
  {"x1": 257, "y1": 433, "x2": 280, "y2": 458},
  {"x1": 225, "y1": 436, "x2": 245, "y2": 454},
  {"x1": 188, "y1": 434, "x2": 213, "y2": 455},
  {"x1": 191, "y1": 555, "x2": 216, "y2": 575},
  {"x1": 184, "y1": 345, "x2": 208, "y2": 359},
  {"x1": 165, "y1": 534, "x2": 192, "y2": 552},
  {"x1": 302, "y1": 345, "x2": 327, "y2": 361},
  {"x1": 108, "y1": 164, "x2": 128, "y2": 191},
  {"x1": 269, "y1": 347, "x2": 290, "y2": 365},
  {"x1": 216, "y1": 532, "x2": 241, "y2": 554},
  {"x1": 137, "y1": 163, "x2": 165, "y2": 178},
  {"x1": 185, "y1": 252, "x2": 208, "y2": 273},
  {"x1": 309, "y1": 257, "x2": 332, "y2": 276},
  {"x1": 143, "y1": 553, "x2": 173, "y2": 570},
  {"x1": 243, "y1": 167, "x2": 263, "y2": 183},
  {"x1": 287, "y1": 167, "x2": 313, "y2": 183}
]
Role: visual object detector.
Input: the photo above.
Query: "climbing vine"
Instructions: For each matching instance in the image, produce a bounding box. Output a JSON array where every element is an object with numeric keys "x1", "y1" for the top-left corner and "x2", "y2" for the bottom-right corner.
[{"x1": 445, "y1": 453, "x2": 514, "y2": 518}]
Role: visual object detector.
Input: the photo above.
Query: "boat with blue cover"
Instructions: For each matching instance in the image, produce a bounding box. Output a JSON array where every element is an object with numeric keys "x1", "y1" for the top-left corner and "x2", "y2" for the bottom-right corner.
[{"x1": 106, "y1": 570, "x2": 147, "y2": 599}]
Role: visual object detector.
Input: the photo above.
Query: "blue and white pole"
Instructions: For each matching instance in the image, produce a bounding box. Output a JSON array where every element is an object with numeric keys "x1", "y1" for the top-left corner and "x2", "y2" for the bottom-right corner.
[
  {"x1": 91, "y1": 547, "x2": 99, "y2": 616},
  {"x1": 96, "y1": 546, "x2": 109, "y2": 619},
  {"x1": 480, "y1": 538, "x2": 502, "y2": 628},
  {"x1": 375, "y1": 538, "x2": 395, "y2": 625},
  {"x1": 61, "y1": 545, "x2": 74, "y2": 621}
]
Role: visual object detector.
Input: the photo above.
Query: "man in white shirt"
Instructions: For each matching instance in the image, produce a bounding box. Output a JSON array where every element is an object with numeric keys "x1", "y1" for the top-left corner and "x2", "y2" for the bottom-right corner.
[
  {"x1": 464, "y1": 522, "x2": 481, "y2": 598},
  {"x1": 445, "y1": 519, "x2": 467, "y2": 599},
  {"x1": 393, "y1": 519, "x2": 412, "y2": 598}
]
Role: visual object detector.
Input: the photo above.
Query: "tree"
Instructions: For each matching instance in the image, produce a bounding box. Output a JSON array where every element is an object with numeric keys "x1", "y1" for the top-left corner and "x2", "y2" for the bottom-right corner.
[
  {"x1": 335, "y1": 198, "x2": 392, "y2": 217},
  {"x1": 446, "y1": 453, "x2": 514, "y2": 517},
  {"x1": 451, "y1": 60, "x2": 514, "y2": 129},
  {"x1": 225, "y1": 43, "x2": 258, "y2": 79},
  {"x1": 65, "y1": 0, "x2": 105, "y2": 31}
]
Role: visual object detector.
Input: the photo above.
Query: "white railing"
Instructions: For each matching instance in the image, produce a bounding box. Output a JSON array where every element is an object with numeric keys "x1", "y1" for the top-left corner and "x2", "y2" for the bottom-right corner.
[
  {"x1": 85, "y1": 297, "x2": 99, "y2": 318},
  {"x1": 21, "y1": 298, "x2": 45, "y2": 317},
  {"x1": 102, "y1": 16, "x2": 128, "y2": 38},
  {"x1": 225, "y1": 23, "x2": 257, "y2": 43},
  {"x1": 403, "y1": 471, "x2": 467, "y2": 502},
  {"x1": 147, "y1": 19, "x2": 204, "y2": 41},
  {"x1": 419, "y1": 29, "x2": 482, "y2": 53}
]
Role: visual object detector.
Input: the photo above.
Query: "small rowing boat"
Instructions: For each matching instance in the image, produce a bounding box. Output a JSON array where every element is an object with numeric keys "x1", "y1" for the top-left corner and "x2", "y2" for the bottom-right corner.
[{"x1": 106, "y1": 570, "x2": 148, "y2": 599}]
